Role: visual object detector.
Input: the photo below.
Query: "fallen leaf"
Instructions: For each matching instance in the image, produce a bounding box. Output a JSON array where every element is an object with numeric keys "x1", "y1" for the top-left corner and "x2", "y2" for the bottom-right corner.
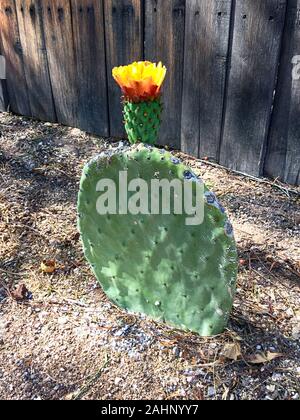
[
  {"x1": 191, "y1": 388, "x2": 204, "y2": 400},
  {"x1": 221, "y1": 342, "x2": 242, "y2": 361},
  {"x1": 41, "y1": 259, "x2": 56, "y2": 274},
  {"x1": 11, "y1": 283, "x2": 32, "y2": 301},
  {"x1": 24, "y1": 358, "x2": 33, "y2": 368},
  {"x1": 158, "y1": 339, "x2": 177, "y2": 347},
  {"x1": 246, "y1": 352, "x2": 283, "y2": 364}
]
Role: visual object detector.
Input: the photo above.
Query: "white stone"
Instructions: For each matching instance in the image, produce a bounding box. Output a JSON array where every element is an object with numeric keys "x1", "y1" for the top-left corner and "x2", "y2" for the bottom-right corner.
[
  {"x1": 207, "y1": 387, "x2": 215, "y2": 397},
  {"x1": 114, "y1": 377, "x2": 122, "y2": 386}
]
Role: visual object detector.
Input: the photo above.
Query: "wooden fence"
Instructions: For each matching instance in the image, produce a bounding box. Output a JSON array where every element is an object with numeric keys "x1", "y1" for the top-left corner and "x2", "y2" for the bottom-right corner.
[{"x1": 0, "y1": 0, "x2": 299, "y2": 185}]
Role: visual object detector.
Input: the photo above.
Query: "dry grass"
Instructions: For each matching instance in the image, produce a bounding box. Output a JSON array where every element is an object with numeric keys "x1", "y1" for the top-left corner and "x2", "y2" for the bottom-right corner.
[{"x1": 0, "y1": 113, "x2": 299, "y2": 400}]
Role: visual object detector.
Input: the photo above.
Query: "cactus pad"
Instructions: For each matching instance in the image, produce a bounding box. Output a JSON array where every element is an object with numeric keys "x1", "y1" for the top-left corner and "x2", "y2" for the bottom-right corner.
[
  {"x1": 123, "y1": 99, "x2": 162, "y2": 145},
  {"x1": 78, "y1": 144, "x2": 237, "y2": 336}
]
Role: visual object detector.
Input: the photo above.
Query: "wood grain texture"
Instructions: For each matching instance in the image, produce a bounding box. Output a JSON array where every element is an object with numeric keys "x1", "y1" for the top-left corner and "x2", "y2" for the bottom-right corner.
[
  {"x1": 181, "y1": 0, "x2": 232, "y2": 159},
  {"x1": 0, "y1": 0, "x2": 298, "y2": 185},
  {"x1": 265, "y1": 0, "x2": 300, "y2": 185},
  {"x1": 15, "y1": 0, "x2": 56, "y2": 121},
  {"x1": 0, "y1": 0, "x2": 31, "y2": 116},
  {"x1": 41, "y1": 0, "x2": 78, "y2": 126},
  {"x1": 104, "y1": 0, "x2": 143, "y2": 137},
  {"x1": 145, "y1": 0, "x2": 185, "y2": 148},
  {"x1": 71, "y1": 0, "x2": 109, "y2": 136},
  {"x1": 220, "y1": 0, "x2": 287, "y2": 176}
]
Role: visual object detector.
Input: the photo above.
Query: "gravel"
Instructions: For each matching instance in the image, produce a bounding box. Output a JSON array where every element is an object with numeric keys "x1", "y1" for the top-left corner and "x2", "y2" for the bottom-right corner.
[{"x1": 0, "y1": 113, "x2": 299, "y2": 400}]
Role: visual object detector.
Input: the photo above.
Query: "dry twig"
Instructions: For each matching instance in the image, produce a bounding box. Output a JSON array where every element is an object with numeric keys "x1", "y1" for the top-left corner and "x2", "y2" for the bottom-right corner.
[{"x1": 71, "y1": 354, "x2": 110, "y2": 400}]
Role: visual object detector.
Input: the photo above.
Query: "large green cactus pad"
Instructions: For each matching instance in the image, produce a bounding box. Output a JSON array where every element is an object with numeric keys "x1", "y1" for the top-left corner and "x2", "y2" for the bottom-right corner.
[{"x1": 78, "y1": 144, "x2": 237, "y2": 336}]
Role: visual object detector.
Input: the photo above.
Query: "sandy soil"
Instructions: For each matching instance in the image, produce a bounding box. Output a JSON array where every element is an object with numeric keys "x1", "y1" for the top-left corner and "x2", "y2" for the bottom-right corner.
[{"x1": 0, "y1": 113, "x2": 299, "y2": 400}]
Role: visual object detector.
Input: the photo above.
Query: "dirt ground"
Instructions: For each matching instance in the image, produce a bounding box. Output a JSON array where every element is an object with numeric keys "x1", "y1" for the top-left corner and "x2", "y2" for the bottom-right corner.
[{"x1": 0, "y1": 113, "x2": 299, "y2": 401}]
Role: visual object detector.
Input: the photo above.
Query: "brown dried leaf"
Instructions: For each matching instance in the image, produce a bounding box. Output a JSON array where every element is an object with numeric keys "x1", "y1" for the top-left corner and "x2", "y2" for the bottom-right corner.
[
  {"x1": 221, "y1": 342, "x2": 242, "y2": 361},
  {"x1": 246, "y1": 352, "x2": 283, "y2": 365},
  {"x1": 41, "y1": 259, "x2": 56, "y2": 274},
  {"x1": 158, "y1": 339, "x2": 177, "y2": 347},
  {"x1": 11, "y1": 283, "x2": 31, "y2": 301}
]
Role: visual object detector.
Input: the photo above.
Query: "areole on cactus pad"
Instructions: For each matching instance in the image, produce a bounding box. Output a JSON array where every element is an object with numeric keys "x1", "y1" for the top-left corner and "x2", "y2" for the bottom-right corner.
[
  {"x1": 112, "y1": 61, "x2": 167, "y2": 145},
  {"x1": 78, "y1": 144, "x2": 238, "y2": 336}
]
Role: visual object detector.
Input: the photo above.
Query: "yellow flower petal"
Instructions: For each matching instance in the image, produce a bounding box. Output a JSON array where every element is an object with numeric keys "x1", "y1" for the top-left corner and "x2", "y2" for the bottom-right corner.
[{"x1": 112, "y1": 61, "x2": 167, "y2": 102}]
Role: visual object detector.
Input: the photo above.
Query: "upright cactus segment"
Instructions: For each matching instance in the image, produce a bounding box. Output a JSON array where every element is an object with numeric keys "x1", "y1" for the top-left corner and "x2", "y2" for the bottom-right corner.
[
  {"x1": 112, "y1": 61, "x2": 167, "y2": 145},
  {"x1": 78, "y1": 144, "x2": 238, "y2": 336},
  {"x1": 123, "y1": 99, "x2": 162, "y2": 144}
]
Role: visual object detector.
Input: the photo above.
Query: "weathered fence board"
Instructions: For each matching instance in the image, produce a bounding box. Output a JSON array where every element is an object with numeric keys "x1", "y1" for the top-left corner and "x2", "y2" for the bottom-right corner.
[
  {"x1": 0, "y1": 0, "x2": 31, "y2": 116},
  {"x1": 265, "y1": 0, "x2": 300, "y2": 185},
  {"x1": 145, "y1": 0, "x2": 185, "y2": 149},
  {"x1": 15, "y1": 0, "x2": 56, "y2": 122},
  {"x1": 104, "y1": 0, "x2": 143, "y2": 137},
  {"x1": 181, "y1": 0, "x2": 232, "y2": 159},
  {"x1": 220, "y1": 0, "x2": 287, "y2": 176},
  {"x1": 41, "y1": 0, "x2": 78, "y2": 127},
  {"x1": 71, "y1": 0, "x2": 109, "y2": 136}
]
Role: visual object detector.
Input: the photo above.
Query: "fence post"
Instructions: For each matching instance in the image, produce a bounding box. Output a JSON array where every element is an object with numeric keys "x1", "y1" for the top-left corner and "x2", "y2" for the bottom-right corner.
[
  {"x1": 0, "y1": 0, "x2": 31, "y2": 116},
  {"x1": 265, "y1": 0, "x2": 300, "y2": 185},
  {"x1": 145, "y1": 0, "x2": 185, "y2": 149},
  {"x1": 104, "y1": 0, "x2": 144, "y2": 138},
  {"x1": 181, "y1": 0, "x2": 232, "y2": 160},
  {"x1": 219, "y1": 0, "x2": 287, "y2": 177}
]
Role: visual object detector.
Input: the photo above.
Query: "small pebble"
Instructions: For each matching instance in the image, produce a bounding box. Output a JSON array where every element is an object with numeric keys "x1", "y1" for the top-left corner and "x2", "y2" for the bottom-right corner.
[
  {"x1": 114, "y1": 377, "x2": 122, "y2": 386},
  {"x1": 207, "y1": 387, "x2": 215, "y2": 397}
]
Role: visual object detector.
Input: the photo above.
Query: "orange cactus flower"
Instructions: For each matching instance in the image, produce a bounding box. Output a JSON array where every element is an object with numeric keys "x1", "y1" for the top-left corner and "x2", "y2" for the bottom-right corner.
[{"x1": 112, "y1": 61, "x2": 167, "y2": 103}]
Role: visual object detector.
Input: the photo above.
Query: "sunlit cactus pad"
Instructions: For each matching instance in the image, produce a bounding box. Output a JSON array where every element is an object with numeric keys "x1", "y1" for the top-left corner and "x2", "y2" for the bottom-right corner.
[{"x1": 78, "y1": 144, "x2": 238, "y2": 336}]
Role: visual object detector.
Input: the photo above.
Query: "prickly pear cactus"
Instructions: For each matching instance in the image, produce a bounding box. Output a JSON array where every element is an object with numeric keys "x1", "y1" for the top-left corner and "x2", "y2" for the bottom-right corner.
[
  {"x1": 78, "y1": 144, "x2": 237, "y2": 336},
  {"x1": 123, "y1": 99, "x2": 162, "y2": 145}
]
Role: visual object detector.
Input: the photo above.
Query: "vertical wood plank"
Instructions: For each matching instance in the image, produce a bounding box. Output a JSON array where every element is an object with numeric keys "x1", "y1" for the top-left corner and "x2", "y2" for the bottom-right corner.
[
  {"x1": 15, "y1": 0, "x2": 56, "y2": 122},
  {"x1": 41, "y1": 0, "x2": 78, "y2": 127},
  {"x1": 0, "y1": 0, "x2": 31, "y2": 116},
  {"x1": 145, "y1": 0, "x2": 185, "y2": 149},
  {"x1": 71, "y1": 0, "x2": 109, "y2": 136},
  {"x1": 265, "y1": 0, "x2": 300, "y2": 185},
  {"x1": 181, "y1": 0, "x2": 232, "y2": 159},
  {"x1": 180, "y1": 0, "x2": 200, "y2": 157},
  {"x1": 104, "y1": 0, "x2": 143, "y2": 137},
  {"x1": 220, "y1": 0, "x2": 286, "y2": 176}
]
